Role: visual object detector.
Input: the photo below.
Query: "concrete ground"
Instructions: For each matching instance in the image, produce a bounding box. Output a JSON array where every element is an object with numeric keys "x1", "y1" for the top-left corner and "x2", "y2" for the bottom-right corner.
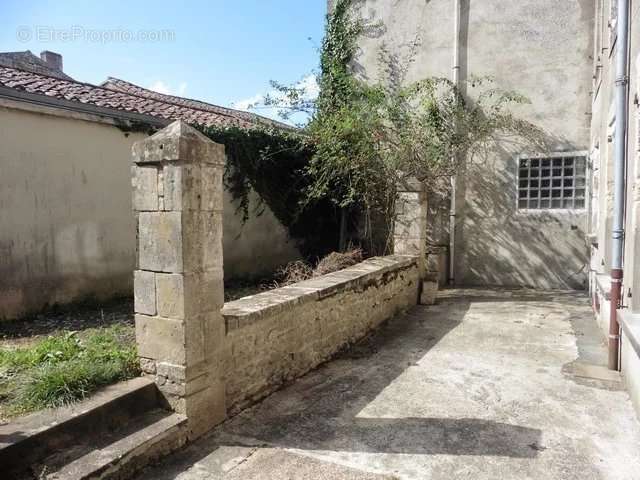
[{"x1": 135, "y1": 289, "x2": 640, "y2": 480}]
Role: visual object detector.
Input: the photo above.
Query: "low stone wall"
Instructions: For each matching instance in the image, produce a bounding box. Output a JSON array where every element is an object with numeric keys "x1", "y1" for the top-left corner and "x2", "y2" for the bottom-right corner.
[
  {"x1": 131, "y1": 122, "x2": 428, "y2": 438},
  {"x1": 222, "y1": 255, "x2": 420, "y2": 412}
]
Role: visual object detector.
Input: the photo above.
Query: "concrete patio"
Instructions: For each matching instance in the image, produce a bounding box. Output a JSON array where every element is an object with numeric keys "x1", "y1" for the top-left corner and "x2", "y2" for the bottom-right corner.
[{"x1": 134, "y1": 289, "x2": 640, "y2": 480}]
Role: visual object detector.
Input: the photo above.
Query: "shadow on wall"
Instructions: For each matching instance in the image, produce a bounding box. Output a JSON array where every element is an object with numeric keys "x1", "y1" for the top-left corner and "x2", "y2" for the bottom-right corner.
[
  {"x1": 0, "y1": 221, "x2": 133, "y2": 321},
  {"x1": 345, "y1": 0, "x2": 589, "y2": 290},
  {"x1": 141, "y1": 296, "x2": 545, "y2": 480},
  {"x1": 455, "y1": 138, "x2": 589, "y2": 290}
]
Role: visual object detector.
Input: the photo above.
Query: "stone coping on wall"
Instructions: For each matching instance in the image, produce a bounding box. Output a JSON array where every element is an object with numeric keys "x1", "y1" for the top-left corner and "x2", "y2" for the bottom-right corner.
[{"x1": 222, "y1": 255, "x2": 418, "y2": 333}]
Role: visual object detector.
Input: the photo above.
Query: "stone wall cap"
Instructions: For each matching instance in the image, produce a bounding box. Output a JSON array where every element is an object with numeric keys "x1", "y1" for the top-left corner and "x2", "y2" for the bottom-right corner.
[
  {"x1": 222, "y1": 255, "x2": 418, "y2": 331},
  {"x1": 132, "y1": 120, "x2": 225, "y2": 165}
]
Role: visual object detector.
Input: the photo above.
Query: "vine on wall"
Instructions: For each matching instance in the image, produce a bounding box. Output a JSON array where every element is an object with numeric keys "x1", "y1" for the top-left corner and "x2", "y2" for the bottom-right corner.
[
  {"x1": 200, "y1": 0, "x2": 544, "y2": 257},
  {"x1": 198, "y1": 125, "x2": 340, "y2": 258},
  {"x1": 300, "y1": 0, "x2": 545, "y2": 252}
]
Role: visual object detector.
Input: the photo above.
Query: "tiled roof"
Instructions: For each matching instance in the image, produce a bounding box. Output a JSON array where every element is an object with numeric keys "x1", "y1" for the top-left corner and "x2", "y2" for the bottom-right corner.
[
  {"x1": 0, "y1": 66, "x2": 290, "y2": 130},
  {"x1": 0, "y1": 51, "x2": 72, "y2": 80},
  {"x1": 101, "y1": 77, "x2": 270, "y2": 125}
]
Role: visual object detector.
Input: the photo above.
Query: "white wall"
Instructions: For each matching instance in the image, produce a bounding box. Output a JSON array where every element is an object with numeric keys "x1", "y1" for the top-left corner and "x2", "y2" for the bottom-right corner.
[
  {"x1": 0, "y1": 105, "x2": 301, "y2": 320},
  {"x1": 355, "y1": 0, "x2": 593, "y2": 288}
]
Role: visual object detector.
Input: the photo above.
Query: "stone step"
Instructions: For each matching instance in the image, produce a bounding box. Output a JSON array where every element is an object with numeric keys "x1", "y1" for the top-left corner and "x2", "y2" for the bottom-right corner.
[
  {"x1": 1, "y1": 377, "x2": 160, "y2": 477},
  {"x1": 40, "y1": 409, "x2": 188, "y2": 480}
]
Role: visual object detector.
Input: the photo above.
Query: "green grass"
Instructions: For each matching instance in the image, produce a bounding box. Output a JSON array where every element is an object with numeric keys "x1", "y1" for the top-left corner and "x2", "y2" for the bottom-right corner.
[{"x1": 0, "y1": 325, "x2": 139, "y2": 418}]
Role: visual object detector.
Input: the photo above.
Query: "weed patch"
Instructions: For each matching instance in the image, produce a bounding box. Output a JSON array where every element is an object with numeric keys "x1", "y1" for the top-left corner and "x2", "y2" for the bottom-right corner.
[{"x1": 0, "y1": 325, "x2": 138, "y2": 419}]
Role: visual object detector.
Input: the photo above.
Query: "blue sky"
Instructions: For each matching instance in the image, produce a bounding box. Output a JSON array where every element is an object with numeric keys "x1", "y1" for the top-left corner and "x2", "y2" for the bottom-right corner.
[{"x1": 0, "y1": 0, "x2": 326, "y2": 118}]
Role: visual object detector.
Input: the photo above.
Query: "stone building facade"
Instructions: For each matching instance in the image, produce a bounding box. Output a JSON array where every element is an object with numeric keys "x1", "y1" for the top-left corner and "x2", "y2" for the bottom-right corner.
[
  {"x1": 589, "y1": 0, "x2": 640, "y2": 413},
  {"x1": 353, "y1": 0, "x2": 594, "y2": 289},
  {"x1": 348, "y1": 0, "x2": 640, "y2": 414}
]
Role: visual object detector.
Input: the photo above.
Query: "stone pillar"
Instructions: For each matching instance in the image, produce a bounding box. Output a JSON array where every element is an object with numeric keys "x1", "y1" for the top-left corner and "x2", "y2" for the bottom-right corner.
[
  {"x1": 132, "y1": 120, "x2": 226, "y2": 438},
  {"x1": 394, "y1": 177, "x2": 434, "y2": 303}
]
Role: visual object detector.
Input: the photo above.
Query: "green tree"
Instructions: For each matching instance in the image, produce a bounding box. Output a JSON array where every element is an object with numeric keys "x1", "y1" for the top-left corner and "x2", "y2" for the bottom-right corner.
[{"x1": 260, "y1": 0, "x2": 545, "y2": 252}]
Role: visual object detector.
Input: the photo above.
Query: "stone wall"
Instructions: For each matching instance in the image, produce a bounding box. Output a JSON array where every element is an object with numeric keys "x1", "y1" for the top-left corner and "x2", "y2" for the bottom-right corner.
[
  {"x1": 133, "y1": 121, "x2": 228, "y2": 438},
  {"x1": 222, "y1": 255, "x2": 420, "y2": 412},
  {"x1": 132, "y1": 120, "x2": 425, "y2": 437}
]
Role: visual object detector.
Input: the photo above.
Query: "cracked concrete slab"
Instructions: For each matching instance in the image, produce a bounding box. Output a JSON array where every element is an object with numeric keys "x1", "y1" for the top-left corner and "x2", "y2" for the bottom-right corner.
[{"x1": 135, "y1": 289, "x2": 640, "y2": 480}]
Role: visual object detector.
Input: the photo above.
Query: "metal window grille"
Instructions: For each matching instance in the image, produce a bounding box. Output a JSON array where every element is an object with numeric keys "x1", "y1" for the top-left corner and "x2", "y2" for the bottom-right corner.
[{"x1": 517, "y1": 155, "x2": 586, "y2": 210}]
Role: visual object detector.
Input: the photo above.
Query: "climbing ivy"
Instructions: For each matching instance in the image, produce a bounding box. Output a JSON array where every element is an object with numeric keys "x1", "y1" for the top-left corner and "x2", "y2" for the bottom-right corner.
[
  {"x1": 196, "y1": 0, "x2": 544, "y2": 256},
  {"x1": 302, "y1": 0, "x2": 544, "y2": 252},
  {"x1": 197, "y1": 125, "x2": 340, "y2": 257}
]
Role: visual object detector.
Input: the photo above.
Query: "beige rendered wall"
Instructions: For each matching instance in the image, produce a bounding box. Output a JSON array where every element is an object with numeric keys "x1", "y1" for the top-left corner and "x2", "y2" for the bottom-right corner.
[
  {"x1": 590, "y1": 0, "x2": 640, "y2": 312},
  {"x1": 0, "y1": 106, "x2": 300, "y2": 320},
  {"x1": 355, "y1": 0, "x2": 593, "y2": 289},
  {"x1": 587, "y1": 0, "x2": 640, "y2": 423}
]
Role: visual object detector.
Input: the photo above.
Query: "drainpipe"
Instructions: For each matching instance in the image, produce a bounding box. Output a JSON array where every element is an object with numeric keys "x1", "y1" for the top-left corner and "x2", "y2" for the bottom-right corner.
[
  {"x1": 609, "y1": 0, "x2": 630, "y2": 371},
  {"x1": 449, "y1": 0, "x2": 461, "y2": 285}
]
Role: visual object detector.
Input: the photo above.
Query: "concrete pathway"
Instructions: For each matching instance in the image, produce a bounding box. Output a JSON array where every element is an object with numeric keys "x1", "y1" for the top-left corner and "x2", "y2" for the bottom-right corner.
[{"x1": 136, "y1": 290, "x2": 640, "y2": 479}]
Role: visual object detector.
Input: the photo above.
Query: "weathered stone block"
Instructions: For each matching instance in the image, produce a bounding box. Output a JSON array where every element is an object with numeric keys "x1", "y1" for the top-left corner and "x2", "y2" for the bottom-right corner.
[
  {"x1": 134, "y1": 270, "x2": 156, "y2": 315},
  {"x1": 132, "y1": 166, "x2": 159, "y2": 211},
  {"x1": 394, "y1": 237, "x2": 424, "y2": 256},
  {"x1": 135, "y1": 314, "x2": 186, "y2": 365},
  {"x1": 156, "y1": 360, "x2": 209, "y2": 384},
  {"x1": 184, "y1": 316, "x2": 206, "y2": 365},
  {"x1": 138, "y1": 212, "x2": 183, "y2": 273},
  {"x1": 184, "y1": 381, "x2": 226, "y2": 438},
  {"x1": 157, "y1": 370, "x2": 214, "y2": 398},
  {"x1": 200, "y1": 166, "x2": 224, "y2": 212},
  {"x1": 156, "y1": 273, "x2": 185, "y2": 319},
  {"x1": 398, "y1": 176, "x2": 424, "y2": 192},
  {"x1": 132, "y1": 120, "x2": 226, "y2": 166},
  {"x1": 394, "y1": 180, "x2": 427, "y2": 272},
  {"x1": 202, "y1": 312, "x2": 226, "y2": 358},
  {"x1": 420, "y1": 280, "x2": 438, "y2": 305},
  {"x1": 184, "y1": 271, "x2": 225, "y2": 316},
  {"x1": 162, "y1": 164, "x2": 183, "y2": 211},
  {"x1": 139, "y1": 357, "x2": 157, "y2": 374},
  {"x1": 182, "y1": 212, "x2": 223, "y2": 273},
  {"x1": 395, "y1": 217, "x2": 425, "y2": 239},
  {"x1": 162, "y1": 164, "x2": 223, "y2": 212}
]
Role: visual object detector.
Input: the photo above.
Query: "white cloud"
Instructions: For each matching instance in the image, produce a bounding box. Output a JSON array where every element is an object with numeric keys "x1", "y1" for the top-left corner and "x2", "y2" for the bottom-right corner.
[
  {"x1": 231, "y1": 74, "x2": 319, "y2": 124},
  {"x1": 148, "y1": 80, "x2": 171, "y2": 94},
  {"x1": 232, "y1": 93, "x2": 264, "y2": 111},
  {"x1": 297, "y1": 74, "x2": 320, "y2": 99},
  {"x1": 148, "y1": 80, "x2": 188, "y2": 97}
]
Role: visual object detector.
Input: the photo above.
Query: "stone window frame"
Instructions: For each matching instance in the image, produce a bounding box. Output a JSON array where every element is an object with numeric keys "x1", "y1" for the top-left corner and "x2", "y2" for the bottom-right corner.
[{"x1": 516, "y1": 151, "x2": 588, "y2": 211}]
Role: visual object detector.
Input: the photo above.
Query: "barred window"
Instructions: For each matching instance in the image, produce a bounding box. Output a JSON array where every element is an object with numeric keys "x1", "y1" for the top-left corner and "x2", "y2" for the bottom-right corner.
[{"x1": 517, "y1": 155, "x2": 586, "y2": 210}]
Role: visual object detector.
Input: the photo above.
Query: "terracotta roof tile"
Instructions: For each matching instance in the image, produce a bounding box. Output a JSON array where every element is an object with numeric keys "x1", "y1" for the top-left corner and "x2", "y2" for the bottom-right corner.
[{"x1": 0, "y1": 66, "x2": 291, "y2": 130}]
